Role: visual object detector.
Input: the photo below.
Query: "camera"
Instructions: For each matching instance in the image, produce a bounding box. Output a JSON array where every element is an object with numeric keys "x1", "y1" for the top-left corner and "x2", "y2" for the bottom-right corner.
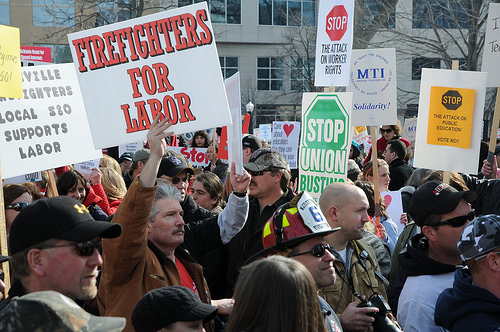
[{"x1": 357, "y1": 294, "x2": 402, "y2": 332}]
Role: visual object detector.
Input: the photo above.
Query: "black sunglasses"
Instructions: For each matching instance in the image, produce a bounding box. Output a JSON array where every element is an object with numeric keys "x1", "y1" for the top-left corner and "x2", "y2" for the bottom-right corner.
[
  {"x1": 432, "y1": 209, "x2": 475, "y2": 228},
  {"x1": 171, "y1": 175, "x2": 190, "y2": 185},
  {"x1": 248, "y1": 170, "x2": 272, "y2": 177},
  {"x1": 37, "y1": 241, "x2": 101, "y2": 257},
  {"x1": 289, "y1": 244, "x2": 334, "y2": 258},
  {"x1": 5, "y1": 202, "x2": 30, "y2": 211},
  {"x1": 380, "y1": 128, "x2": 393, "y2": 134}
]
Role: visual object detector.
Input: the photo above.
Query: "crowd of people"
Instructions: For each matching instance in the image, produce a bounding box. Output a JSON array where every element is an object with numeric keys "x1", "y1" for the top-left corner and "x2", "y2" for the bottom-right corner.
[{"x1": 1, "y1": 119, "x2": 500, "y2": 332}]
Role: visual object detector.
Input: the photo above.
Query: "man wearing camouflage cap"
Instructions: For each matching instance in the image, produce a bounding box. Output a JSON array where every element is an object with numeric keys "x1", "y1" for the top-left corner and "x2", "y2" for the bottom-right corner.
[
  {"x1": 435, "y1": 214, "x2": 500, "y2": 331},
  {"x1": 225, "y1": 148, "x2": 295, "y2": 295}
]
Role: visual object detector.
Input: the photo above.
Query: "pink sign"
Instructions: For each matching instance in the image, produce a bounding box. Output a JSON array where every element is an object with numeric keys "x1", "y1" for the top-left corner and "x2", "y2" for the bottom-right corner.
[{"x1": 20, "y1": 46, "x2": 52, "y2": 63}]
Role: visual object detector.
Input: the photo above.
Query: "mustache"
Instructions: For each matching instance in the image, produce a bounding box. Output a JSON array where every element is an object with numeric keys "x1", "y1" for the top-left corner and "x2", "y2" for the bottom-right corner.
[{"x1": 172, "y1": 227, "x2": 185, "y2": 235}]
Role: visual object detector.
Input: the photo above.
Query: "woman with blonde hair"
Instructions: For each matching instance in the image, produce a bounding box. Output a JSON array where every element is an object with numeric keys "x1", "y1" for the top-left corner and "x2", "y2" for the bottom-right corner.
[
  {"x1": 89, "y1": 167, "x2": 127, "y2": 215},
  {"x1": 99, "y1": 154, "x2": 122, "y2": 175},
  {"x1": 225, "y1": 255, "x2": 327, "y2": 332}
]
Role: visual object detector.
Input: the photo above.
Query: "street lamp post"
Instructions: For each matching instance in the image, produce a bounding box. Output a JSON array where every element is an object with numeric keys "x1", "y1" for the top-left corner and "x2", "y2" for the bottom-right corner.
[{"x1": 246, "y1": 101, "x2": 255, "y2": 134}]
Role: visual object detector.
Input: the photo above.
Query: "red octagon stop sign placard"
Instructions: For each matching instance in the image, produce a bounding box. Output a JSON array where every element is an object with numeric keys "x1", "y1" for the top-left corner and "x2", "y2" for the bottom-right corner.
[{"x1": 326, "y1": 5, "x2": 348, "y2": 41}]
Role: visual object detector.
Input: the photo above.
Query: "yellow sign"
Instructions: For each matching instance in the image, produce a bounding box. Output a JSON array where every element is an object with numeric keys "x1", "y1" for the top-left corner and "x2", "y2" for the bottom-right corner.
[
  {"x1": 354, "y1": 126, "x2": 366, "y2": 135},
  {"x1": 427, "y1": 86, "x2": 475, "y2": 149},
  {"x1": 0, "y1": 24, "x2": 22, "y2": 98}
]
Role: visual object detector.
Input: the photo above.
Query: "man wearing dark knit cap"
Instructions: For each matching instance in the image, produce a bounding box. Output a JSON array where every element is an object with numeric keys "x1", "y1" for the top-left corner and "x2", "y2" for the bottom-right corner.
[{"x1": 132, "y1": 286, "x2": 218, "y2": 332}]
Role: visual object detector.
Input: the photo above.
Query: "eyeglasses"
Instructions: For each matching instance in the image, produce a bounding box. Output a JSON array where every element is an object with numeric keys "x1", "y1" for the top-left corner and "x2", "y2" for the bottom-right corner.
[
  {"x1": 37, "y1": 241, "x2": 101, "y2": 257},
  {"x1": 475, "y1": 251, "x2": 500, "y2": 261},
  {"x1": 289, "y1": 244, "x2": 334, "y2": 258},
  {"x1": 380, "y1": 128, "x2": 393, "y2": 134},
  {"x1": 171, "y1": 175, "x2": 190, "y2": 185},
  {"x1": 5, "y1": 202, "x2": 30, "y2": 211},
  {"x1": 431, "y1": 210, "x2": 475, "y2": 228},
  {"x1": 248, "y1": 170, "x2": 272, "y2": 177}
]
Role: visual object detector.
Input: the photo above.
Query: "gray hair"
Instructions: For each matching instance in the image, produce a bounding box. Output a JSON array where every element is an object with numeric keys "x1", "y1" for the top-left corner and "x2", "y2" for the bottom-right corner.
[{"x1": 149, "y1": 183, "x2": 182, "y2": 223}]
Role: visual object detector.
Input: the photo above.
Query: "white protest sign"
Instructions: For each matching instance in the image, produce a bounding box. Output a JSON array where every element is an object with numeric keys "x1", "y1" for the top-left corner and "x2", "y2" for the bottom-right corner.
[
  {"x1": 67, "y1": 2, "x2": 232, "y2": 149},
  {"x1": 259, "y1": 124, "x2": 272, "y2": 141},
  {"x1": 300, "y1": 93, "x2": 352, "y2": 201},
  {"x1": 253, "y1": 128, "x2": 260, "y2": 138},
  {"x1": 168, "y1": 146, "x2": 209, "y2": 168},
  {"x1": 315, "y1": 0, "x2": 354, "y2": 87},
  {"x1": 0, "y1": 63, "x2": 102, "y2": 178},
  {"x1": 381, "y1": 190, "x2": 404, "y2": 235},
  {"x1": 413, "y1": 69, "x2": 487, "y2": 174},
  {"x1": 347, "y1": 48, "x2": 397, "y2": 126},
  {"x1": 272, "y1": 121, "x2": 300, "y2": 169},
  {"x1": 353, "y1": 126, "x2": 368, "y2": 145},
  {"x1": 403, "y1": 117, "x2": 418, "y2": 142},
  {"x1": 74, "y1": 159, "x2": 100, "y2": 178},
  {"x1": 224, "y1": 72, "x2": 244, "y2": 175},
  {"x1": 119, "y1": 142, "x2": 143, "y2": 156},
  {"x1": 482, "y1": 3, "x2": 500, "y2": 87},
  {"x1": 3, "y1": 172, "x2": 42, "y2": 184}
]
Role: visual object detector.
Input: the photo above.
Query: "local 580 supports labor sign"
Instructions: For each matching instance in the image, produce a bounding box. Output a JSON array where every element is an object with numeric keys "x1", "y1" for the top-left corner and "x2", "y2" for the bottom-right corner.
[
  {"x1": 67, "y1": 3, "x2": 231, "y2": 149},
  {"x1": 0, "y1": 64, "x2": 102, "y2": 178},
  {"x1": 300, "y1": 93, "x2": 352, "y2": 201}
]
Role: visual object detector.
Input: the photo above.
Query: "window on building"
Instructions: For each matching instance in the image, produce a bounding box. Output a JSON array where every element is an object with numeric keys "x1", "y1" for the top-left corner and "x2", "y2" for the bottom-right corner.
[
  {"x1": 363, "y1": 0, "x2": 395, "y2": 28},
  {"x1": 291, "y1": 57, "x2": 314, "y2": 91},
  {"x1": 412, "y1": 57, "x2": 440, "y2": 80},
  {"x1": 179, "y1": 0, "x2": 241, "y2": 24},
  {"x1": 413, "y1": 0, "x2": 468, "y2": 29},
  {"x1": 95, "y1": 0, "x2": 137, "y2": 27},
  {"x1": 36, "y1": 44, "x2": 73, "y2": 63},
  {"x1": 257, "y1": 57, "x2": 283, "y2": 91},
  {"x1": 33, "y1": 0, "x2": 74, "y2": 27},
  {"x1": 0, "y1": 0, "x2": 9, "y2": 25},
  {"x1": 259, "y1": 0, "x2": 315, "y2": 27},
  {"x1": 219, "y1": 56, "x2": 238, "y2": 78}
]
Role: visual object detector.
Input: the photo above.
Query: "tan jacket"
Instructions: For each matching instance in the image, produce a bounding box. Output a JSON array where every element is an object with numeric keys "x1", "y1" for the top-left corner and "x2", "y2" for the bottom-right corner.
[
  {"x1": 97, "y1": 179, "x2": 212, "y2": 332},
  {"x1": 322, "y1": 240, "x2": 388, "y2": 330}
]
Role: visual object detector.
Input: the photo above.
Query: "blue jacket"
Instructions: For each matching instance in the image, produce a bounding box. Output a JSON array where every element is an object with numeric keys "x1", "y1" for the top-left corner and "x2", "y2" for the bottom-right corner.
[{"x1": 434, "y1": 268, "x2": 500, "y2": 331}]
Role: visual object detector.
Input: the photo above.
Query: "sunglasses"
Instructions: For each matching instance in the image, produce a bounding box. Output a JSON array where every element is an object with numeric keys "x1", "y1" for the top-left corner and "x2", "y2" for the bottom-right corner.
[
  {"x1": 431, "y1": 209, "x2": 475, "y2": 228},
  {"x1": 380, "y1": 128, "x2": 393, "y2": 134},
  {"x1": 248, "y1": 170, "x2": 272, "y2": 177},
  {"x1": 171, "y1": 175, "x2": 190, "y2": 185},
  {"x1": 475, "y1": 251, "x2": 500, "y2": 261},
  {"x1": 289, "y1": 244, "x2": 334, "y2": 258},
  {"x1": 5, "y1": 202, "x2": 30, "y2": 211},
  {"x1": 37, "y1": 241, "x2": 101, "y2": 257}
]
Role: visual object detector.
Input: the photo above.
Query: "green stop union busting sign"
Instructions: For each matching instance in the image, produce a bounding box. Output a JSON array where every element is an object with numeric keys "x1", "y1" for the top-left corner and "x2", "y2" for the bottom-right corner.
[{"x1": 300, "y1": 94, "x2": 350, "y2": 197}]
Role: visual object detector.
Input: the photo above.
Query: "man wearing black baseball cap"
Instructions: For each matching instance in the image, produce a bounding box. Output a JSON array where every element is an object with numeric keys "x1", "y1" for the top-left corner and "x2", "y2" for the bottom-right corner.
[
  {"x1": 395, "y1": 181, "x2": 476, "y2": 332},
  {"x1": 132, "y1": 286, "x2": 218, "y2": 332},
  {"x1": 157, "y1": 150, "x2": 213, "y2": 224},
  {"x1": 0, "y1": 196, "x2": 121, "y2": 312},
  {"x1": 242, "y1": 134, "x2": 262, "y2": 164}
]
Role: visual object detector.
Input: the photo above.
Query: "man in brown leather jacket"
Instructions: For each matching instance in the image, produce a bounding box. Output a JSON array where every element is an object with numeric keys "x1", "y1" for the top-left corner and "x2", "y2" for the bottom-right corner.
[{"x1": 98, "y1": 116, "x2": 251, "y2": 331}]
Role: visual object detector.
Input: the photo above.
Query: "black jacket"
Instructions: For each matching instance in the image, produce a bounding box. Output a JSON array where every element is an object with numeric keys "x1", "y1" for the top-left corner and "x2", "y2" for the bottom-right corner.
[
  {"x1": 435, "y1": 268, "x2": 500, "y2": 331},
  {"x1": 225, "y1": 189, "x2": 295, "y2": 295},
  {"x1": 461, "y1": 173, "x2": 500, "y2": 215},
  {"x1": 388, "y1": 158, "x2": 414, "y2": 191}
]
